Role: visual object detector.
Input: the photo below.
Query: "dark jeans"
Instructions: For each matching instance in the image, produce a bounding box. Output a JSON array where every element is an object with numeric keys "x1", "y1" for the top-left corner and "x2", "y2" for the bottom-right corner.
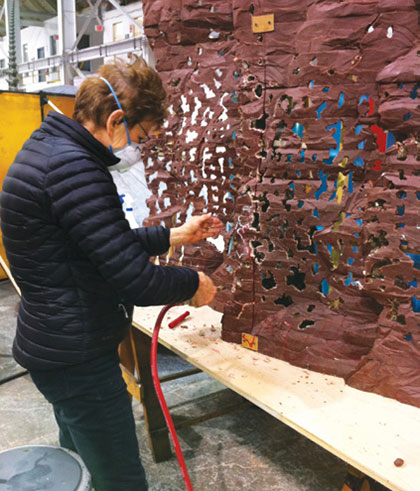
[{"x1": 30, "y1": 351, "x2": 148, "y2": 491}]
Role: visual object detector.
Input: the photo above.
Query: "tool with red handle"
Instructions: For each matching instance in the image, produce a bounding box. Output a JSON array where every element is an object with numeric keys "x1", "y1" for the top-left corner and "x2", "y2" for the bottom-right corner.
[{"x1": 168, "y1": 311, "x2": 190, "y2": 329}]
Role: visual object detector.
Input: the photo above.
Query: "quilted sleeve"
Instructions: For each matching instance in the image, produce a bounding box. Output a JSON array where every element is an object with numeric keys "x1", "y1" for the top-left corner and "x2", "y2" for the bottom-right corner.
[
  {"x1": 46, "y1": 154, "x2": 198, "y2": 306},
  {"x1": 132, "y1": 226, "x2": 170, "y2": 256}
]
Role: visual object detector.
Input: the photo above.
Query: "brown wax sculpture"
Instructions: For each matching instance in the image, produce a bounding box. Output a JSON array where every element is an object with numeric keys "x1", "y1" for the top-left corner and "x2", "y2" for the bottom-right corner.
[{"x1": 141, "y1": 0, "x2": 420, "y2": 409}]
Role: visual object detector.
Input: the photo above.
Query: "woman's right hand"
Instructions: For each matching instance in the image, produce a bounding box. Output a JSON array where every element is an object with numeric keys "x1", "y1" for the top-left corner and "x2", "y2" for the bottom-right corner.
[{"x1": 189, "y1": 272, "x2": 217, "y2": 307}]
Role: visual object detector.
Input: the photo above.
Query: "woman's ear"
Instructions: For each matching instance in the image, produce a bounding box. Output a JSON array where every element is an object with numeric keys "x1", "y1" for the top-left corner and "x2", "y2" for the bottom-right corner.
[{"x1": 106, "y1": 109, "x2": 125, "y2": 138}]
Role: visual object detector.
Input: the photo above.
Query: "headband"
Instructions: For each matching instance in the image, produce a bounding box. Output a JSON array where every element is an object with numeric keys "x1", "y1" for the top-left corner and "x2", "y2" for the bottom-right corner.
[{"x1": 99, "y1": 76, "x2": 132, "y2": 145}]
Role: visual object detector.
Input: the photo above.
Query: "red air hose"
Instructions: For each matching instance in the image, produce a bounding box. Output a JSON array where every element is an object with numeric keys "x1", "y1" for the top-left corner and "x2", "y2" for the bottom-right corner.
[{"x1": 150, "y1": 304, "x2": 194, "y2": 491}]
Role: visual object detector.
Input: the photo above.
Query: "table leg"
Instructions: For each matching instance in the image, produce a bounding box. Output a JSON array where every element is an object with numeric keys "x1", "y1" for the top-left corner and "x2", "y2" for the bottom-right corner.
[{"x1": 129, "y1": 326, "x2": 172, "y2": 463}]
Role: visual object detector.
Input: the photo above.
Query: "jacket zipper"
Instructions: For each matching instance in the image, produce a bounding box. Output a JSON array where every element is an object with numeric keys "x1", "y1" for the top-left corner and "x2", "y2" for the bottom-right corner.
[{"x1": 118, "y1": 303, "x2": 129, "y2": 318}]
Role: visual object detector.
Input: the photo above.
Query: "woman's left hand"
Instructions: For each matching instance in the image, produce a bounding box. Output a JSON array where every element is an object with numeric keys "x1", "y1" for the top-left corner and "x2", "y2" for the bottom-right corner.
[{"x1": 170, "y1": 213, "x2": 223, "y2": 246}]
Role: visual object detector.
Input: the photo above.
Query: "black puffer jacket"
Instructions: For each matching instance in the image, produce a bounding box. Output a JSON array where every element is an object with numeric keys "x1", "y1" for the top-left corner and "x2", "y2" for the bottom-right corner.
[{"x1": 1, "y1": 112, "x2": 198, "y2": 370}]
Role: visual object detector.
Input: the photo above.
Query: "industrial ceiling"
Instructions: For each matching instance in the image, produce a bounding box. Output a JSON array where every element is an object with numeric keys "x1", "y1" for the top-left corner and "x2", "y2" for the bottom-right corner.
[
  {"x1": 0, "y1": 0, "x2": 88, "y2": 37},
  {"x1": 0, "y1": 0, "x2": 137, "y2": 38}
]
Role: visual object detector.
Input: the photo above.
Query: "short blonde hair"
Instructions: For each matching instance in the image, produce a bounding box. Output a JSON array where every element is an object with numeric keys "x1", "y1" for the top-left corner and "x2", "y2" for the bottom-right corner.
[{"x1": 73, "y1": 57, "x2": 167, "y2": 128}]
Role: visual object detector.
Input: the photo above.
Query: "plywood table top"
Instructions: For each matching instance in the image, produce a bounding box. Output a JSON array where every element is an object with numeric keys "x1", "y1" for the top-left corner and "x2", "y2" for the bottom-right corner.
[{"x1": 133, "y1": 305, "x2": 420, "y2": 491}]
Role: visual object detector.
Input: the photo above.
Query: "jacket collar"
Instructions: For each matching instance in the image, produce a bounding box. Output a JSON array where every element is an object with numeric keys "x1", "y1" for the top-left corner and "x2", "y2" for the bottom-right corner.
[{"x1": 39, "y1": 112, "x2": 119, "y2": 167}]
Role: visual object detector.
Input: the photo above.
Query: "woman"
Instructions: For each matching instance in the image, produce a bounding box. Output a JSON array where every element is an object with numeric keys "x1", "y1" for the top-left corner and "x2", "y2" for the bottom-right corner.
[{"x1": 0, "y1": 57, "x2": 221, "y2": 490}]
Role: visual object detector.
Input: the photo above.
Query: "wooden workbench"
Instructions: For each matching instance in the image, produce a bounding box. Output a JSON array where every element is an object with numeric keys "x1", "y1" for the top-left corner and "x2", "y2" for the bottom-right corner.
[{"x1": 132, "y1": 305, "x2": 420, "y2": 491}]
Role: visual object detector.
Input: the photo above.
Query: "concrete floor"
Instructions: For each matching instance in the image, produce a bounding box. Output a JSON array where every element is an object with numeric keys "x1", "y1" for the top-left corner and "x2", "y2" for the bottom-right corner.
[{"x1": 0, "y1": 279, "x2": 351, "y2": 490}]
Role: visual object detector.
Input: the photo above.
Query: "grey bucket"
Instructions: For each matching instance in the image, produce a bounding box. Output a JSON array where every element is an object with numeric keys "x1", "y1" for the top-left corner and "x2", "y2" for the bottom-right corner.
[{"x1": 0, "y1": 445, "x2": 91, "y2": 490}]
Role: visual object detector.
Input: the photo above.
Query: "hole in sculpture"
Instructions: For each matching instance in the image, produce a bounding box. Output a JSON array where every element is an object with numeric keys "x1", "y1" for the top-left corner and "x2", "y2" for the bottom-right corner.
[
  {"x1": 285, "y1": 185, "x2": 295, "y2": 200},
  {"x1": 369, "y1": 199, "x2": 386, "y2": 209},
  {"x1": 252, "y1": 212, "x2": 260, "y2": 230},
  {"x1": 287, "y1": 267, "x2": 306, "y2": 291},
  {"x1": 274, "y1": 294, "x2": 293, "y2": 307},
  {"x1": 281, "y1": 95, "x2": 296, "y2": 114},
  {"x1": 397, "y1": 205, "x2": 405, "y2": 216},
  {"x1": 369, "y1": 231, "x2": 389, "y2": 250},
  {"x1": 282, "y1": 200, "x2": 291, "y2": 212},
  {"x1": 371, "y1": 259, "x2": 391, "y2": 278},
  {"x1": 395, "y1": 276, "x2": 409, "y2": 290},
  {"x1": 255, "y1": 112, "x2": 268, "y2": 130},
  {"x1": 259, "y1": 192, "x2": 270, "y2": 212},
  {"x1": 274, "y1": 120, "x2": 287, "y2": 140},
  {"x1": 262, "y1": 271, "x2": 276, "y2": 290},
  {"x1": 397, "y1": 141, "x2": 409, "y2": 159},
  {"x1": 295, "y1": 231, "x2": 317, "y2": 255},
  {"x1": 252, "y1": 241, "x2": 265, "y2": 262},
  {"x1": 299, "y1": 320, "x2": 315, "y2": 330},
  {"x1": 255, "y1": 85, "x2": 263, "y2": 98}
]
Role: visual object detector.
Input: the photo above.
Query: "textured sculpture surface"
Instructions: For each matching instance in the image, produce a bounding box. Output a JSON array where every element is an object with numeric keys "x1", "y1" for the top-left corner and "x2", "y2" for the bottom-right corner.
[{"x1": 141, "y1": 0, "x2": 420, "y2": 408}]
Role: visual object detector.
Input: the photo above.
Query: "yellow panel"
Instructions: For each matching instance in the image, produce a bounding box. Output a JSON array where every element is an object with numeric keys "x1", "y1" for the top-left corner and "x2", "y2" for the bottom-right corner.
[
  {"x1": 0, "y1": 92, "x2": 75, "y2": 280},
  {"x1": 0, "y1": 92, "x2": 42, "y2": 278},
  {"x1": 252, "y1": 14, "x2": 275, "y2": 33},
  {"x1": 44, "y1": 94, "x2": 75, "y2": 118}
]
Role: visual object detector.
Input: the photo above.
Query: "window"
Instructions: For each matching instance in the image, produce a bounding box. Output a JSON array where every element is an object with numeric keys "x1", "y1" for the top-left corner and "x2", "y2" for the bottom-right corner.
[
  {"x1": 38, "y1": 70, "x2": 46, "y2": 82},
  {"x1": 112, "y1": 21, "x2": 124, "y2": 41},
  {"x1": 37, "y1": 47, "x2": 46, "y2": 82},
  {"x1": 132, "y1": 17, "x2": 143, "y2": 37},
  {"x1": 49, "y1": 36, "x2": 57, "y2": 56},
  {"x1": 49, "y1": 66, "x2": 59, "y2": 81},
  {"x1": 77, "y1": 35, "x2": 91, "y2": 71},
  {"x1": 0, "y1": 59, "x2": 6, "y2": 78},
  {"x1": 22, "y1": 44, "x2": 28, "y2": 62}
]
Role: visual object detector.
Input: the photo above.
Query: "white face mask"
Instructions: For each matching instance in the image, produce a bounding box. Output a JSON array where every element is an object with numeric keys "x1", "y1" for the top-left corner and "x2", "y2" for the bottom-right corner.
[{"x1": 110, "y1": 143, "x2": 142, "y2": 173}]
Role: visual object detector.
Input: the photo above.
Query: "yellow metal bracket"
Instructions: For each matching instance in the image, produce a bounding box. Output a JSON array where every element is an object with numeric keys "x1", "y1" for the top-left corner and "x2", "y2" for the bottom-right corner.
[
  {"x1": 252, "y1": 14, "x2": 275, "y2": 33},
  {"x1": 242, "y1": 333, "x2": 258, "y2": 351},
  {"x1": 120, "y1": 364, "x2": 142, "y2": 403}
]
